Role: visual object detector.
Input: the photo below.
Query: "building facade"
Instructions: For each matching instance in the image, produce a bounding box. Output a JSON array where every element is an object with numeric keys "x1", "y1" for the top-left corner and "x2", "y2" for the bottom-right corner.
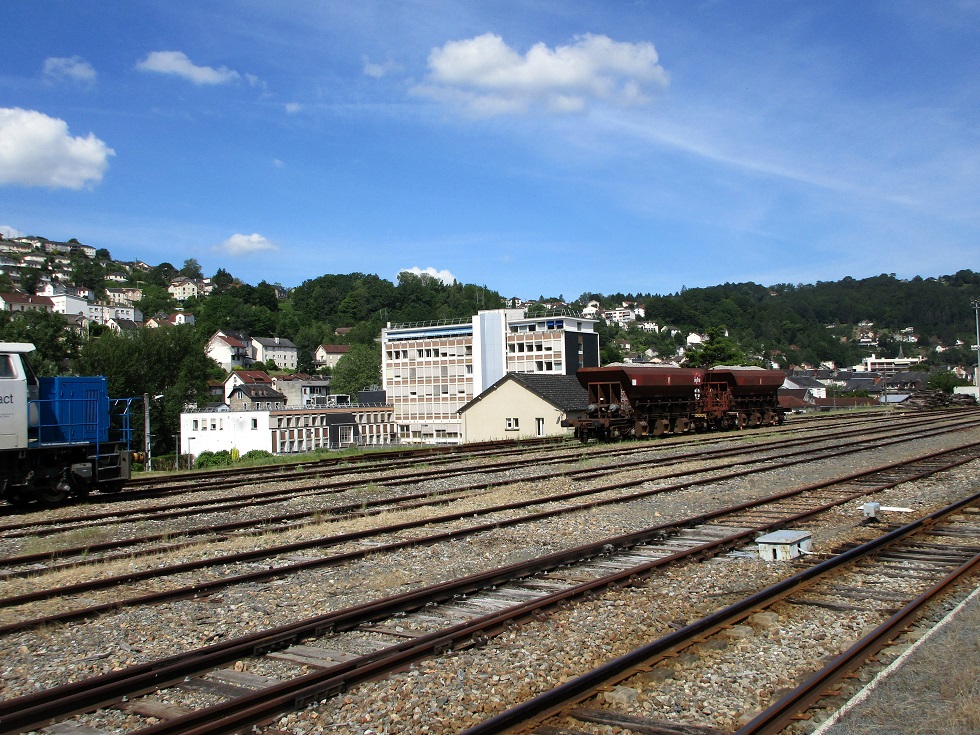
[
  {"x1": 180, "y1": 403, "x2": 397, "y2": 457},
  {"x1": 382, "y1": 308, "x2": 599, "y2": 444}
]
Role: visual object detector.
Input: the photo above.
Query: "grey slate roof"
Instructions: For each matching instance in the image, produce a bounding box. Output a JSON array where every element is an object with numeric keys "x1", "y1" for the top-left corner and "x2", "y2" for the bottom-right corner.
[{"x1": 461, "y1": 372, "x2": 588, "y2": 414}]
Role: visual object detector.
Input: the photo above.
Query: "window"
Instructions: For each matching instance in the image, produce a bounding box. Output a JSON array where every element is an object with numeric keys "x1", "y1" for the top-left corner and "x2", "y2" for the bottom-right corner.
[
  {"x1": 251, "y1": 418, "x2": 258, "y2": 430},
  {"x1": 536, "y1": 418, "x2": 545, "y2": 436},
  {"x1": 0, "y1": 355, "x2": 14, "y2": 379},
  {"x1": 505, "y1": 417, "x2": 519, "y2": 431},
  {"x1": 192, "y1": 420, "x2": 199, "y2": 430}
]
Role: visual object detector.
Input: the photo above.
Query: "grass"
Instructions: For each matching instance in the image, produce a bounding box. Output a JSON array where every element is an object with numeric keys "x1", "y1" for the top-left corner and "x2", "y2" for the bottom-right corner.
[{"x1": 824, "y1": 593, "x2": 980, "y2": 735}]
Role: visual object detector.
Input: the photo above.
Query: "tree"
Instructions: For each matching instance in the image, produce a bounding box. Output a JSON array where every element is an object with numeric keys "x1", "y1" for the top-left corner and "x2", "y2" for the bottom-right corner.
[
  {"x1": 73, "y1": 327, "x2": 218, "y2": 455},
  {"x1": 179, "y1": 258, "x2": 203, "y2": 280},
  {"x1": 20, "y1": 267, "x2": 42, "y2": 295},
  {"x1": 684, "y1": 327, "x2": 748, "y2": 367},
  {"x1": 0, "y1": 310, "x2": 81, "y2": 375},
  {"x1": 927, "y1": 371, "x2": 969, "y2": 394},
  {"x1": 329, "y1": 344, "x2": 381, "y2": 395},
  {"x1": 211, "y1": 268, "x2": 234, "y2": 291}
]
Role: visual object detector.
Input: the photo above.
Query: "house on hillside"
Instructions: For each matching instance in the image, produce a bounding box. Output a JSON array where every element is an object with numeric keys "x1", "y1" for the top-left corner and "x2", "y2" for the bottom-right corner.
[
  {"x1": 0, "y1": 292, "x2": 54, "y2": 313},
  {"x1": 227, "y1": 383, "x2": 285, "y2": 411},
  {"x1": 206, "y1": 330, "x2": 253, "y2": 370},
  {"x1": 251, "y1": 337, "x2": 298, "y2": 370},
  {"x1": 314, "y1": 343, "x2": 350, "y2": 370}
]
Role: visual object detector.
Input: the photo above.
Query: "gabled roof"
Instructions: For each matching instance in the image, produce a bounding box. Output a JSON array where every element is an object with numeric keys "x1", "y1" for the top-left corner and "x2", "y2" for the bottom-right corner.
[
  {"x1": 252, "y1": 336, "x2": 297, "y2": 348},
  {"x1": 460, "y1": 372, "x2": 588, "y2": 414},
  {"x1": 231, "y1": 370, "x2": 273, "y2": 384},
  {"x1": 229, "y1": 384, "x2": 285, "y2": 401},
  {"x1": 0, "y1": 292, "x2": 54, "y2": 306},
  {"x1": 318, "y1": 343, "x2": 350, "y2": 354},
  {"x1": 783, "y1": 375, "x2": 825, "y2": 389}
]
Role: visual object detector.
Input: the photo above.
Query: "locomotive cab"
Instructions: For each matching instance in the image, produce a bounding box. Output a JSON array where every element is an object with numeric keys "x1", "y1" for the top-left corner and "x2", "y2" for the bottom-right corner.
[{"x1": 1, "y1": 342, "x2": 134, "y2": 507}]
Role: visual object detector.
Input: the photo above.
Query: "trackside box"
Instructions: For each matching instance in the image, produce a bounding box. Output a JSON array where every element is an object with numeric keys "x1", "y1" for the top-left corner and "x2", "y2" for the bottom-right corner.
[{"x1": 36, "y1": 376, "x2": 110, "y2": 444}]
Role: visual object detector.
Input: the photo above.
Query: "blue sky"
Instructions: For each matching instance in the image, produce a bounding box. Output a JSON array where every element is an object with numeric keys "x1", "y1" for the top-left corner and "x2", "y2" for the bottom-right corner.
[{"x1": 2, "y1": 1, "x2": 978, "y2": 300}]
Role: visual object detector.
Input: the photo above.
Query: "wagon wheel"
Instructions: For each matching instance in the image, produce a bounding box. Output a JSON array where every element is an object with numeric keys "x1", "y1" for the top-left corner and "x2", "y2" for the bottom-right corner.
[{"x1": 36, "y1": 478, "x2": 69, "y2": 507}]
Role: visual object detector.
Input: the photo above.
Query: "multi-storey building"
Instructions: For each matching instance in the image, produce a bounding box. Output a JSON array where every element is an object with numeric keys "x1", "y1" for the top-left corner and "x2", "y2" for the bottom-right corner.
[{"x1": 382, "y1": 308, "x2": 599, "y2": 444}]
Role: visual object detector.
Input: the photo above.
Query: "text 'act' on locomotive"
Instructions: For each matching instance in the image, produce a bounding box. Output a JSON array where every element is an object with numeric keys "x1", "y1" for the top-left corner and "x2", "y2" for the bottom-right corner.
[
  {"x1": 568, "y1": 364, "x2": 785, "y2": 441},
  {"x1": 0, "y1": 342, "x2": 134, "y2": 506}
]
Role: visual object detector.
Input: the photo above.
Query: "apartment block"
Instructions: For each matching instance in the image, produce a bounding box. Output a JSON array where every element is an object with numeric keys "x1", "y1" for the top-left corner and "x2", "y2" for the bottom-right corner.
[{"x1": 382, "y1": 308, "x2": 599, "y2": 444}]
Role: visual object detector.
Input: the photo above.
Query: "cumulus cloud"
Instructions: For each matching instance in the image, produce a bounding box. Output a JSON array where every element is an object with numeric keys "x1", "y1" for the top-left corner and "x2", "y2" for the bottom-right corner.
[
  {"x1": 415, "y1": 33, "x2": 667, "y2": 116},
  {"x1": 136, "y1": 51, "x2": 242, "y2": 85},
  {"x1": 399, "y1": 266, "x2": 457, "y2": 285},
  {"x1": 0, "y1": 224, "x2": 25, "y2": 239},
  {"x1": 216, "y1": 233, "x2": 277, "y2": 255},
  {"x1": 43, "y1": 56, "x2": 97, "y2": 84},
  {"x1": 0, "y1": 108, "x2": 114, "y2": 189}
]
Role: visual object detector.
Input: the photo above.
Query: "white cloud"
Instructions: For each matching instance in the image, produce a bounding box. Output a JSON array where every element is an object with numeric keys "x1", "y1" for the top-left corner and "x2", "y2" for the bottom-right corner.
[
  {"x1": 0, "y1": 108, "x2": 114, "y2": 189},
  {"x1": 217, "y1": 233, "x2": 277, "y2": 255},
  {"x1": 272, "y1": 158, "x2": 285, "y2": 169},
  {"x1": 136, "y1": 51, "x2": 242, "y2": 85},
  {"x1": 43, "y1": 56, "x2": 96, "y2": 84},
  {"x1": 284, "y1": 102, "x2": 303, "y2": 114},
  {"x1": 399, "y1": 266, "x2": 457, "y2": 285},
  {"x1": 0, "y1": 224, "x2": 25, "y2": 239},
  {"x1": 416, "y1": 33, "x2": 668, "y2": 116},
  {"x1": 363, "y1": 56, "x2": 398, "y2": 79}
]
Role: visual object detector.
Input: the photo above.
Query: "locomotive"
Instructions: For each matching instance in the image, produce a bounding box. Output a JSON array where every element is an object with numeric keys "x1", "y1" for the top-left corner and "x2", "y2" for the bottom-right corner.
[
  {"x1": 569, "y1": 364, "x2": 785, "y2": 441},
  {"x1": 0, "y1": 342, "x2": 133, "y2": 506}
]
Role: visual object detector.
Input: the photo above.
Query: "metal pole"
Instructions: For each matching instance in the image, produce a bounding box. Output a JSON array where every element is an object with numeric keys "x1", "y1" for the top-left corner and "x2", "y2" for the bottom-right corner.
[
  {"x1": 143, "y1": 393, "x2": 152, "y2": 472},
  {"x1": 972, "y1": 298, "x2": 980, "y2": 396}
]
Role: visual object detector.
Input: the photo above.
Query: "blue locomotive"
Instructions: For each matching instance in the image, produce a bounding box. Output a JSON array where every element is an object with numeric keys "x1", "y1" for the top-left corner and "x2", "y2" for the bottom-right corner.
[{"x1": 0, "y1": 342, "x2": 133, "y2": 506}]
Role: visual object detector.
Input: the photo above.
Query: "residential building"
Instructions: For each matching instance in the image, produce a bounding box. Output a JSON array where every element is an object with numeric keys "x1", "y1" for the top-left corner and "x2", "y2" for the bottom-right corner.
[
  {"x1": 0, "y1": 292, "x2": 54, "y2": 313},
  {"x1": 314, "y1": 343, "x2": 350, "y2": 370},
  {"x1": 382, "y1": 308, "x2": 599, "y2": 445},
  {"x1": 459, "y1": 373, "x2": 588, "y2": 442},
  {"x1": 853, "y1": 353, "x2": 921, "y2": 375},
  {"x1": 273, "y1": 374, "x2": 332, "y2": 408},
  {"x1": 223, "y1": 370, "x2": 273, "y2": 401},
  {"x1": 47, "y1": 292, "x2": 90, "y2": 320},
  {"x1": 168, "y1": 277, "x2": 199, "y2": 301},
  {"x1": 206, "y1": 330, "x2": 253, "y2": 370},
  {"x1": 180, "y1": 402, "x2": 397, "y2": 457},
  {"x1": 251, "y1": 336, "x2": 298, "y2": 370},
  {"x1": 146, "y1": 311, "x2": 195, "y2": 328},
  {"x1": 88, "y1": 302, "x2": 141, "y2": 326},
  {"x1": 228, "y1": 383, "x2": 286, "y2": 411}
]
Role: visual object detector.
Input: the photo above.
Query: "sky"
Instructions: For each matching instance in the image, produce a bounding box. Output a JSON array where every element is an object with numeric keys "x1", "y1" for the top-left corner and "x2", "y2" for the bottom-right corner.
[{"x1": 1, "y1": 1, "x2": 979, "y2": 300}]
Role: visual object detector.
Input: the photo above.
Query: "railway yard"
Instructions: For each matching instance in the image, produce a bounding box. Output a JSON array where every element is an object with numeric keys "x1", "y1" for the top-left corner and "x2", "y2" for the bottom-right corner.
[{"x1": 1, "y1": 408, "x2": 979, "y2": 735}]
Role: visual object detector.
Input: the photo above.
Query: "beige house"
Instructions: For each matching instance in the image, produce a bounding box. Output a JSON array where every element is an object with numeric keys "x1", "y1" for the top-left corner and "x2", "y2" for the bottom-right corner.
[
  {"x1": 459, "y1": 373, "x2": 587, "y2": 443},
  {"x1": 314, "y1": 343, "x2": 350, "y2": 370}
]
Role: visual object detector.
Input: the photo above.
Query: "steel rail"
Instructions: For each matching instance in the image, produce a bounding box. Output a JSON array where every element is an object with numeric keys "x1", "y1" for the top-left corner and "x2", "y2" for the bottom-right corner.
[
  {"x1": 3, "y1": 432, "x2": 978, "y2": 637},
  {"x1": 4, "y1": 411, "x2": 976, "y2": 571},
  {"x1": 2, "y1": 444, "x2": 977, "y2": 734},
  {"x1": 3, "y1": 433, "x2": 979, "y2": 636},
  {"x1": 456, "y1": 491, "x2": 980, "y2": 735}
]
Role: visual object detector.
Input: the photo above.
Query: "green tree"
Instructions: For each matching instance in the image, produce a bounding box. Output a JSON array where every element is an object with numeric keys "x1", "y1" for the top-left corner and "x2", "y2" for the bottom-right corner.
[
  {"x1": 329, "y1": 344, "x2": 381, "y2": 395},
  {"x1": 73, "y1": 327, "x2": 218, "y2": 455},
  {"x1": 684, "y1": 327, "x2": 748, "y2": 367},
  {"x1": 179, "y1": 258, "x2": 203, "y2": 280},
  {"x1": 135, "y1": 285, "x2": 177, "y2": 318},
  {"x1": 927, "y1": 371, "x2": 969, "y2": 394},
  {"x1": 0, "y1": 310, "x2": 81, "y2": 375},
  {"x1": 20, "y1": 267, "x2": 42, "y2": 294}
]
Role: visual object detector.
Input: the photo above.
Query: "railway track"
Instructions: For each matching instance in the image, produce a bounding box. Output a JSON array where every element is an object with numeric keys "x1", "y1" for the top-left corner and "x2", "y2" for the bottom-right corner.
[
  {"x1": 1, "y1": 435, "x2": 978, "y2": 734},
  {"x1": 1, "y1": 410, "x2": 973, "y2": 558},
  {"x1": 459, "y1": 495, "x2": 980, "y2": 735},
  {"x1": 1, "y1": 416, "x2": 978, "y2": 635}
]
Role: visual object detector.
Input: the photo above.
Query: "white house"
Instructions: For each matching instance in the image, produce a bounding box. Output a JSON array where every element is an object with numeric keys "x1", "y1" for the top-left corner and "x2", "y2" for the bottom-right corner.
[{"x1": 252, "y1": 337, "x2": 298, "y2": 370}]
